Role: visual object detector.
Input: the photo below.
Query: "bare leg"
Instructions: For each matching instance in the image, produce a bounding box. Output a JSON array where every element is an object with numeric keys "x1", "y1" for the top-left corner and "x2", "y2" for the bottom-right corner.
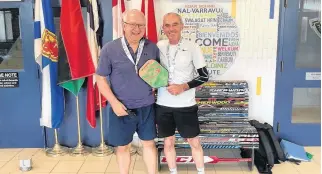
[
  {"x1": 164, "y1": 135, "x2": 177, "y2": 170},
  {"x1": 141, "y1": 140, "x2": 157, "y2": 174},
  {"x1": 116, "y1": 144, "x2": 131, "y2": 174},
  {"x1": 187, "y1": 137, "x2": 204, "y2": 170}
]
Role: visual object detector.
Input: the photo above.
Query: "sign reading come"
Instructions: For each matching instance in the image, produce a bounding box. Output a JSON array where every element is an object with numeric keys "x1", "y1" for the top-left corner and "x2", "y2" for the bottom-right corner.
[{"x1": 159, "y1": 3, "x2": 240, "y2": 79}]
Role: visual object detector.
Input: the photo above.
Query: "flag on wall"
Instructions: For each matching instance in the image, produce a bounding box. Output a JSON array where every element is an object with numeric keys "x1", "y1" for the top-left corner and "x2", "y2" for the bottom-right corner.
[
  {"x1": 58, "y1": 0, "x2": 95, "y2": 96},
  {"x1": 86, "y1": 0, "x2": 107, "y2": 128},
  {"x1": 112, "y1": 0, "x2": 125, "y2": 39},
  {"x1": 141, "y1": 0, "x2": 157, "y2": 43},
  {"x1": 34, "y1": 0, "x2": 64, "y2": 128}
]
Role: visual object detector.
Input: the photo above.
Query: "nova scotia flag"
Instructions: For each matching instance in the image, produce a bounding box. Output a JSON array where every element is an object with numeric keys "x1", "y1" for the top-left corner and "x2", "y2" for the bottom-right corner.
[{"x1": 34, "y1": 0, "x2": 64, "y2": 128}]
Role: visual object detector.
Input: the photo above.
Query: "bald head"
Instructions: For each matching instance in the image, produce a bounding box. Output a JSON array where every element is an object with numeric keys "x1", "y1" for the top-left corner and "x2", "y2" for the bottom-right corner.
[{"x1": 122, "y1": 9, "x2": 145, "y2": 23}]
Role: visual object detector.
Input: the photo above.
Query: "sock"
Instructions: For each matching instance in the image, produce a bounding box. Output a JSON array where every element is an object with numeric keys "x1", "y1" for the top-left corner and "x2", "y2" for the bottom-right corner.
[
  {"x1": 197, "y1": 168, "x2": 205, "y2": 174},
  {"x1": 169, "y1": 168, "x2": 177, "y2": 174}
]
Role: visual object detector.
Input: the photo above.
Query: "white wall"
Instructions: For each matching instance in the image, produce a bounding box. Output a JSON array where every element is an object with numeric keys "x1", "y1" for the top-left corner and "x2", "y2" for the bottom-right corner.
[{"x1": 125, "y1": 0, "x2": 280, "y2": 125}]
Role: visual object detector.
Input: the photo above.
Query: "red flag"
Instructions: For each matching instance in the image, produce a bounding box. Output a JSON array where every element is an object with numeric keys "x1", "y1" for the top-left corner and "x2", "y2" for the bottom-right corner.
[
  {"x1": 112, "y1": 0, "x2": 126, "y2": 39},
  {"x1": 141, "y1": 0, "x2": 158, "y2": 43},
  {"x1": 141, "y1": 0, "x2": 146, "y2": 38},
  {"x1": 141, "y1": 0, "x2": 146, "y2": 21},
  {"x1": 60, "y1": 0, "x2": 95, "y2": 79},
  {"x1": 86, "y1": 0, "x2": 107, "y2": 128},
  {"x1": 86, "y1": 76, "x2": 106, "y2": 128}
]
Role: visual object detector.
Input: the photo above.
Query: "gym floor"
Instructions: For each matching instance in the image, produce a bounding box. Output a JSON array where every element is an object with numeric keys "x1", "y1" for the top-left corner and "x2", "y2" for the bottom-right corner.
[{"x1": 0, "y1": 147, "x2": 320, "y2": 173}]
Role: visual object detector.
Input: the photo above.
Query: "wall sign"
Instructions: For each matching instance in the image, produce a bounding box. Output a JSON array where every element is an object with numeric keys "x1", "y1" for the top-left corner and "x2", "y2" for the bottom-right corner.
[
  {"x1": 0, "y1": 72, "x2": 19, "y2": 88},
  {"x1": 159, "y1": 3, "x2": 240, "y2": 79},
  {"x1": 305, "y1": 72, "x2": 321, "y2": 80}
]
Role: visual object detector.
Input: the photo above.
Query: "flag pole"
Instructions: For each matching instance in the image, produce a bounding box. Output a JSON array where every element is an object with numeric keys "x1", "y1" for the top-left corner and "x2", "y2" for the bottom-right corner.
[
  {"x1": 92, "y1": 94, "x2": 114, "y2": 156},
  {"x1": 71, "y1": 95, "x2": 90, "y2": 156},
  {"x1": 46, "y1": 129, "x2": 69, "y2": 157}
]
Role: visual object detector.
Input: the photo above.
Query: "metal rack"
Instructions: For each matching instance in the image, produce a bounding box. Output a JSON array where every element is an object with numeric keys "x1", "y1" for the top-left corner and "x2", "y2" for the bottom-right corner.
[{"x1": 156, "y1": 81, "x2": 258, "y2": 171}]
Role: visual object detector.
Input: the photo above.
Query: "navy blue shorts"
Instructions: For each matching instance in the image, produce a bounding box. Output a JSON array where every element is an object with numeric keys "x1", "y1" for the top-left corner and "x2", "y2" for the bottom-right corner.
[{"x1": 106, "y1": 104, "x2": 156, "y2": 147}]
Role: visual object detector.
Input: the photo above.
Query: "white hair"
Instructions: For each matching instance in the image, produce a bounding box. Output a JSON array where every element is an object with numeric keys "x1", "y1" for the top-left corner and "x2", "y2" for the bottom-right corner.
[{"x1": 164, "y1": 12, "x2": 183, "y2": 24}]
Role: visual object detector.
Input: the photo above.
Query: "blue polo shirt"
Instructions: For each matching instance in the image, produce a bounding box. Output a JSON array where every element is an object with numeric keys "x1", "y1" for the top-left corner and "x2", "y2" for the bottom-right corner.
[{"x1": 96, "y1": 38, "x2": 160, "y2": 109}]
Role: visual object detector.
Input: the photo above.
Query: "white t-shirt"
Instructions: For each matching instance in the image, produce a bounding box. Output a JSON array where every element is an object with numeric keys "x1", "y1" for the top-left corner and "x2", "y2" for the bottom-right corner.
[{"x1": 156, "y1": 39, "x2": 206, "y2": 108}]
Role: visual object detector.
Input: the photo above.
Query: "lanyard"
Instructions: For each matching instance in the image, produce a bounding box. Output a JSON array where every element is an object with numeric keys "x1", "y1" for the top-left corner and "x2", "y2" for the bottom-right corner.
[
  {"x1": 121, "y1": 37, "x2": 145, "y2": 74},
  {"x1": 166, "y1": 38, "x2": 182, "y2": 82}
]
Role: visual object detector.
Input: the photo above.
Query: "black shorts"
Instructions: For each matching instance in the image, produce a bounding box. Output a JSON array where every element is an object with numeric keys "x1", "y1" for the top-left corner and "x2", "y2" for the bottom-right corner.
[{"x1": 155, "y1": 104, "x2": 200, "y2": 138}]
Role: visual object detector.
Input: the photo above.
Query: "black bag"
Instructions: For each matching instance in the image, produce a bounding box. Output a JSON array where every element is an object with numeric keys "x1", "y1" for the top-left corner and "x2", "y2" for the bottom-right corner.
[
  {"x1": 240, "y1": 142, "x2": 273, "y2": 174},
  {"x1": 241, "y1": 120, "x2": 286, "y2": 174},
  {"x1": 263, "y1": 122, "x2": 286, "y2": 162}
]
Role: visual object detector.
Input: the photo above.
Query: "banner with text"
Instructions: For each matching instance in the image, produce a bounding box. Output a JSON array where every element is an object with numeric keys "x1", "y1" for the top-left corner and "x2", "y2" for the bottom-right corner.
[{"x1": 159, "y1": 3, "x2": 240, "y2": 79}]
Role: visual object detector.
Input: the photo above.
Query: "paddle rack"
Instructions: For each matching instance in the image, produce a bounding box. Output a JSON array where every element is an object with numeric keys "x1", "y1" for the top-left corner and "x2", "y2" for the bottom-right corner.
[{"x1": 156, "y1": 81, "x2": 259, "y2": 171}]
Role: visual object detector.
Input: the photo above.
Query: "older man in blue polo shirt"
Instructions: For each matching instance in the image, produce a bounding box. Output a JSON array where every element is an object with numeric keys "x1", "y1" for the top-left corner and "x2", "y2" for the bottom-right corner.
[{"x1": 96, "y1": 9, "x2": 159, "y2": 174}]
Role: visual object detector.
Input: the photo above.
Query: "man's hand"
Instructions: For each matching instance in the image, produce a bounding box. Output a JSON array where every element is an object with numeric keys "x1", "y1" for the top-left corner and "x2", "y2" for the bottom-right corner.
[
  {"x1": 110, "y1": 100, "x2": 128, "y2": 116},
  {"x1": 167, "y1": 83, "x2": 189, "y2": 95}
]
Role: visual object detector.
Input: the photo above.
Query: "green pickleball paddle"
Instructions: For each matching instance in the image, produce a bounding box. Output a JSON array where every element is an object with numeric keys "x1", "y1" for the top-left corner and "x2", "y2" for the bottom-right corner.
[{"x1": 139, "y1": 59, "x2": 169, "y2": 88}]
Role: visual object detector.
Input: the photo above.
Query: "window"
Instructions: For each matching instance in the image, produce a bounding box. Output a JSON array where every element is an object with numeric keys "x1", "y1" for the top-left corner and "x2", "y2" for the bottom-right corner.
[{"x1": 0, "y1": 8, "x2": 23, "y2": 70}]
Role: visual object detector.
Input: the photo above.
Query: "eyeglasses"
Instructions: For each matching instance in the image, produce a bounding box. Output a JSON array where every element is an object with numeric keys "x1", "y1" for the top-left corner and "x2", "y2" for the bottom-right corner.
[{"x1": 124, "y1": 22, "x2": 146, "y2": 29}]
